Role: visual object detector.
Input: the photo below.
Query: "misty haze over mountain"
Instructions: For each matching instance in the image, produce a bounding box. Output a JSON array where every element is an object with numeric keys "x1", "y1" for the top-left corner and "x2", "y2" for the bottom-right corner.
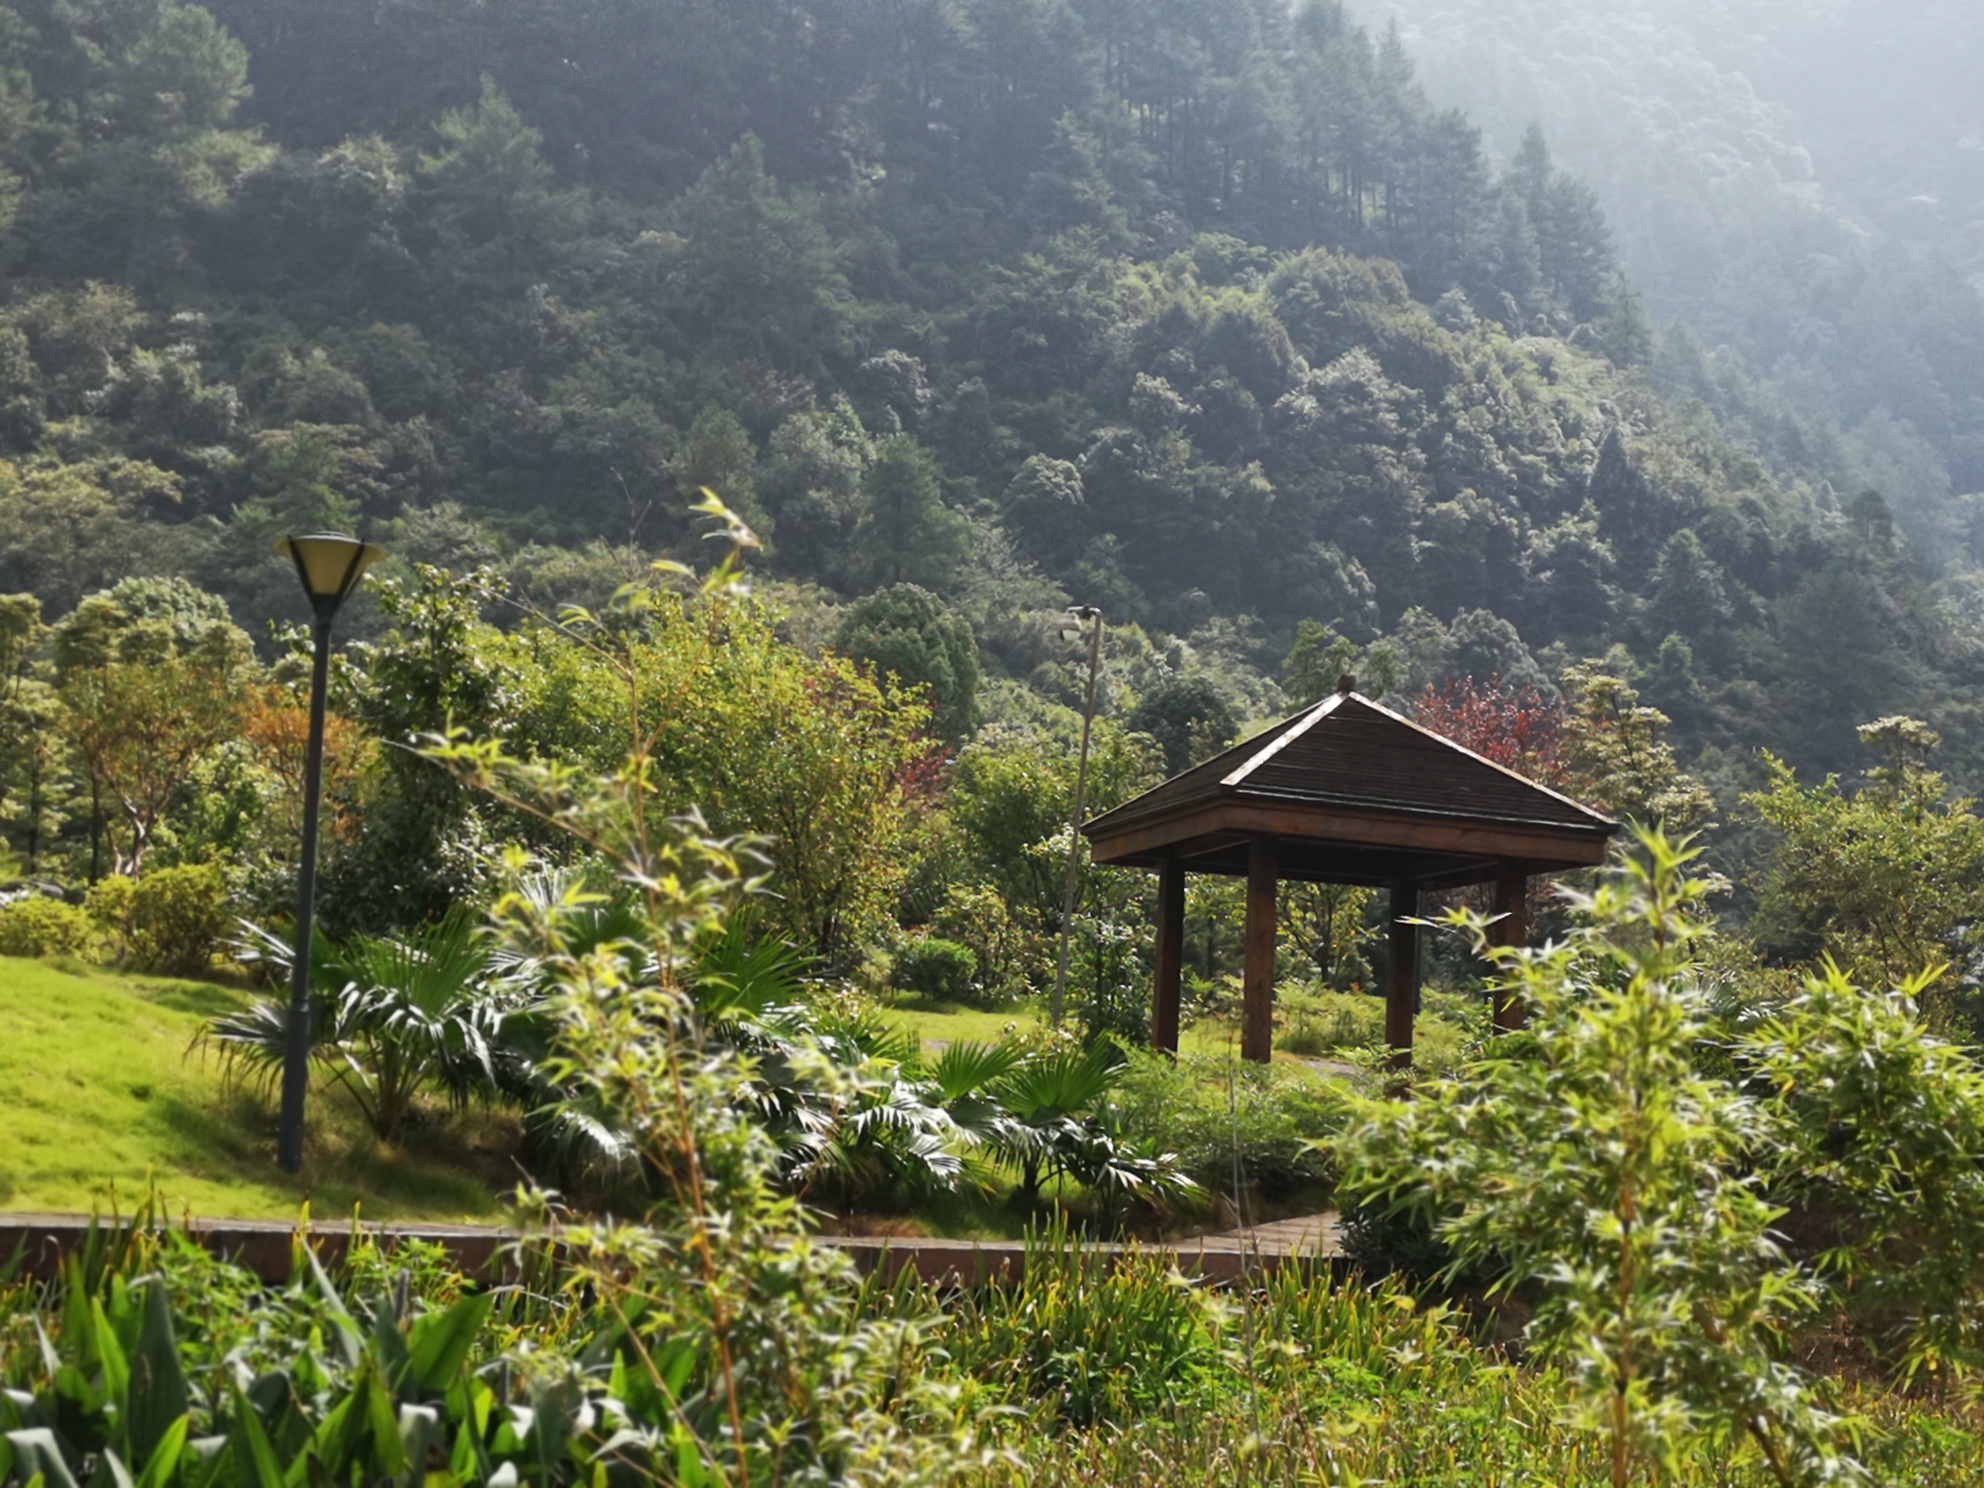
[
  {"x1": 1354, "y1": 1, "x2": 1984, "y2": 516},
  {"x1": 1356, "y1": 0, "x2": 1984, "y2": 277}
]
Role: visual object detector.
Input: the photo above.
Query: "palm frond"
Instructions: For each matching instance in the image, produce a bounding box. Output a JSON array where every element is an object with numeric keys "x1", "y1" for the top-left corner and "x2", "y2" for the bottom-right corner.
[
  {"x1": 342, "y1": 906, "x2": 500, "y2": 1018},
  {"x1": 229, "y1": 917, "x2": 350, "y2": 995},
  {"x1": 925, "y1": 1039, "x2": 1027, "y2": 1104},
  {"x1": 693, "y1": 926, "x2": 812, "y2": 1021},
  {"x1": 994, "y1": 1042, "x2": 1127, "y2": 1122}
]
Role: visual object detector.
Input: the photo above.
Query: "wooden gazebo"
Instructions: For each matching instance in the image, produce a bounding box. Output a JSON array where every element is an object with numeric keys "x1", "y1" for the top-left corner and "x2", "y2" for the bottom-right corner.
[{"x1": 1082, "y1": 682, "x2": 1619, "y2": 1063}]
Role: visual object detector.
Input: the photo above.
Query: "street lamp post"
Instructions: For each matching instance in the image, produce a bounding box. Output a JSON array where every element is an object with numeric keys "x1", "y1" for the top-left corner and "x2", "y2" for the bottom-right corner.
[
  {"x1": 1050, "y1": 606, "x2": 1103, "y2": 1029},
  {"x1": 273, "y1": 533, "x2": 384, "y2": 1174}
]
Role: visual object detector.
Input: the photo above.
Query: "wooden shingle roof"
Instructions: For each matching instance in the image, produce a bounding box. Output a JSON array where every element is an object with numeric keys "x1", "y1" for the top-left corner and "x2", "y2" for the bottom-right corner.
[{"x1": 1084, "y1": 691, "x2": 1618, "y2": 888}]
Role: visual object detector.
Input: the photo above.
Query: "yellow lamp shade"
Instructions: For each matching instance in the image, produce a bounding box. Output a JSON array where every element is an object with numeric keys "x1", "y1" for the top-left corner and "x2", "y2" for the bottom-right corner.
[{"x1": 274, "y1": 533, "x2": 387, "y2": 604}]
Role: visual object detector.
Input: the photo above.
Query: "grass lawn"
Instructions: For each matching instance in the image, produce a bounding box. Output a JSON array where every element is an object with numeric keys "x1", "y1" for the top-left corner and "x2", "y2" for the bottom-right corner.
[
  {"x1": 881, "y1": 992, "x2": 1267, "y2": 1059},
  {"x1": 880, "y1": 990, "x2": 1393, "y2": 1068},
  {"x1": 0, "y1": 955, "x2": 514, "y2": 1223},
  {"x1": 877, "y1": 994, "x2": 1043, "y2": 1049}
]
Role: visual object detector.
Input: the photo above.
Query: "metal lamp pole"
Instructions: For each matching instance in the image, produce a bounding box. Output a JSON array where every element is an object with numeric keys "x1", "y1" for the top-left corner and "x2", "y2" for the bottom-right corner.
[
  {"x1": 273, "y1": 533, "x2": 384, "y2": 1174},
  {"x1": 1050, "y1": 606, "x2": 1103, "y2": 1028}
]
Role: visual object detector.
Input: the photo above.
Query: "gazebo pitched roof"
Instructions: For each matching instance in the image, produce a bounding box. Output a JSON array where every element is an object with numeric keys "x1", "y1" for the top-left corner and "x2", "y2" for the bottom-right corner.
[{"x1": 1084, "y1": 691, "x2": 1618, "y2": 889}]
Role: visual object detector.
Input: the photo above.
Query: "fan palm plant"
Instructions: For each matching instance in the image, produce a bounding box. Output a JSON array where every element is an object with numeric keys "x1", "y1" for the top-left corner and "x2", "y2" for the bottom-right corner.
[
  {"x1": 980, "y1": 1043, "x2": 1198, "y2": 1214},
  {"x1": 989, "y1": 1042, "x2": 1130, "y2": 1201},
  {"x1": 515, "y1": 916, "x2": 821, "y2": 1184},
  {"x1": 750, "y1": 977, "x2": 969, "y2": 1205},
  {"x1": 206, "y1": 907, "x2": 527, "y2": 1144}
]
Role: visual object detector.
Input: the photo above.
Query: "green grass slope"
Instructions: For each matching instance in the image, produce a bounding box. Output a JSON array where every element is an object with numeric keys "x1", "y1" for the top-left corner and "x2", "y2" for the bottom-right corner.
[{"x1": 0, "y1": 956, "x2": 511, "y2": 1223}]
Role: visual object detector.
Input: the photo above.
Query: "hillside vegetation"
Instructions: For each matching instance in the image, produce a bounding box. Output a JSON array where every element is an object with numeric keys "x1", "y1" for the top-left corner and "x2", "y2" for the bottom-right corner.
[
  {"x1": 1, "y1": 0, "x2": 1980, "y2": 811},
  {"x1": 1359, "y1": 0, "x2": 1984, "y2": 578}
]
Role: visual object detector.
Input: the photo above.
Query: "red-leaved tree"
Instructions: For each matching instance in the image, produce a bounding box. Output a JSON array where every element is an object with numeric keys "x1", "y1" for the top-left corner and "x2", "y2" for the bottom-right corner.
[
  {"x1": 1411, "y1": 675, "x2": 1579, "y2": 940},
  {"x1": 1410, "y1": 674, "x2": 1572, "y2": 788}
]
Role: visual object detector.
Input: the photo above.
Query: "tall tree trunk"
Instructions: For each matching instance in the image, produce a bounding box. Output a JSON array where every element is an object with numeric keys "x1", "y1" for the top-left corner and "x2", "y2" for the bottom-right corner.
[
  {"x1": 25, "y1": 745, "x2": 41, "y2": 873},
  {"x1": 88, "y1": 777, "x2": 103, "y2": 884}
]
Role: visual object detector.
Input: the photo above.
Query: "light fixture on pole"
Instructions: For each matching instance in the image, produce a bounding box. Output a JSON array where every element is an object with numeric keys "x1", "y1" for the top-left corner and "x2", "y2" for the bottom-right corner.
[
  {"x1": 272, "y1": 532, "x2": 385, "y2": 1174},
  {"x1": 1050, "y1": 605, "x2": 1103, "y2": 1028}
]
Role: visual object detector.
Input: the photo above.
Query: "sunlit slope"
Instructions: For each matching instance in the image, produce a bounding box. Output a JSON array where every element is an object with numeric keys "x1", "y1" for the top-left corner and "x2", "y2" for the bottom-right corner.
[{"x1": 0, "y1": 956, "x2": 506, "y2": 1222}]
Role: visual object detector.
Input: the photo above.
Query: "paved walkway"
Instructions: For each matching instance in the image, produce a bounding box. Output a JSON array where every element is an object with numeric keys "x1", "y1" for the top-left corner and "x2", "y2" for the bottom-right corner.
[
  {"x1": 1211, "y1": 1210, "x2": 1341, "y2": 1258},
  {"x1": 820, "y1": 1208, "x2": 1342, "y2": 1287}
]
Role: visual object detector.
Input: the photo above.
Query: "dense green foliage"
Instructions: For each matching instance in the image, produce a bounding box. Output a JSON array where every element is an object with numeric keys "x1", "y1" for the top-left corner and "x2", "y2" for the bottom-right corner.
[
  {"x1": 1342, "y1": 840, "x2": 1843, "y2": 1482},
  {"x1": 12, "y1": 8, "x2": 1984, "y2": 1481},
  {"x1": 8, "y1": 1131, "x2": 1984, "y2": 1486},
  {"x1": 3, "y1": 0, "x2": 1982, "y2": 842}
]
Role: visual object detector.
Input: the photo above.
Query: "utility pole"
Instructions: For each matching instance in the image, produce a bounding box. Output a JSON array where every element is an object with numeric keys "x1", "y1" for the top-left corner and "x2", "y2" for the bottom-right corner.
[{"x1": 1051, "y1": 606, "x2": 1103, "y2": 1028}]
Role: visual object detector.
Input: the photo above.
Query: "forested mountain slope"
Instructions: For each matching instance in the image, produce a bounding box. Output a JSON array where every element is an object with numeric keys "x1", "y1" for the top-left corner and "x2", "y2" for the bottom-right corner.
[
  {"x1": 1352, "y1": 0, "x2": 1984, "y2": 569},
  {"x1": 1, "y1": 0, "x2": 1982, "y2": 799}
]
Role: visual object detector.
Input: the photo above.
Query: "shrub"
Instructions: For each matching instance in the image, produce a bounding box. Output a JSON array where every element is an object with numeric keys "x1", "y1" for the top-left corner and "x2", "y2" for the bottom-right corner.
[
  {"x1": 0, "y1": 893, "x2": 96, "y2": 958},
  {"x1": 1335, "y1": 1192, "x2": 1462, "y2": 1286},
  {"x1": 1072, "y1": 914, "x2": 1150, "y2": 1047},
  {"x1": 83, "y1": 874, "x2": 134, "y2": 948},
  {"x1": 1110, "y1": 1050, "x2": 1337, "y2": 1202},
  {"x1": 89, "y1": 863, "x2": 229, "y2": 975},
  {"x1": 1277, "y1": 984, "x2": 1477, "y2": 1075},
  {"x1": 1334, "y1": 832, "x2": 1852, "y2": 1482},
  {"x1": 1740, "y1": 960, "x2": 1984, "y2": 1381},
  {"x1": 892, "y1": 935, "x2": 978, "y2": 1002},
  {"x1": 207, "y1": 906, "x2": 523, "y2": 1144},
  {"x1": 1277, "y1": 985, "x2": 1386, "y2": 1055},
  {"x1": 928, "y1": 881, "x2": 1033, "y2": 1003}
]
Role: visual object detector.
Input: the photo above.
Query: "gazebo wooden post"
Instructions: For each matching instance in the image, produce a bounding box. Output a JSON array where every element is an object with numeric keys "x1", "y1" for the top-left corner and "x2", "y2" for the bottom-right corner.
[
  {"x1": 1241, "y1": 835, "x2": 1278, "y2": 1063},
  {"x1": 1152, "y1": 858, "x2": 1186, "y2": 1054},
  {"x1": 1386, "y1": 879, "x2": 1419, "y2": 1069},
  {"x1": 1491, "y1": 865, "x2": 1530, "y2": 1032}
]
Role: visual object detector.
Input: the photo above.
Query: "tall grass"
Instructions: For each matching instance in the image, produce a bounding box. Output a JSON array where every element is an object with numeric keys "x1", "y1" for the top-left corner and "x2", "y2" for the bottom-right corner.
[
  {"x1": 6, "y1": 1207, "x2": 1984, "y2": 1485},
  {"x1": 935, "y1": 1226, "x2": 1984, "y2": 1486}
]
